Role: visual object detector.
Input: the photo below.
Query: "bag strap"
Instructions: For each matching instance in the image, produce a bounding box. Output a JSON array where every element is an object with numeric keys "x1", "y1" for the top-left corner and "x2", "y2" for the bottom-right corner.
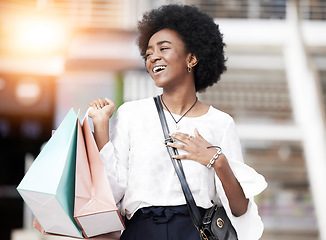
[{"x1": 153, "y1": 96, "x2": 203, "y2": 230}]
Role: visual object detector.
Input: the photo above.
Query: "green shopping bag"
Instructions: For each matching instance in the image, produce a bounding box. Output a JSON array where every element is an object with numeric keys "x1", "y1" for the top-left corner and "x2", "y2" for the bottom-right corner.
[{"x1": 17, "y1": 108, "x2": 83, "y2": 238}]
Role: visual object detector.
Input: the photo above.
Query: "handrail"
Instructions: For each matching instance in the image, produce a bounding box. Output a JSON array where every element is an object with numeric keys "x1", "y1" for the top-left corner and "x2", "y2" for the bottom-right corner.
[{"x1": 0, "y1": 0, "x2": 325, "y2": 31}]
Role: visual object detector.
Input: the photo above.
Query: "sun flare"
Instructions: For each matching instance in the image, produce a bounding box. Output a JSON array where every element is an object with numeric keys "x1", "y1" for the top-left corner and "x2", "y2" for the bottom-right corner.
[{"x1": 10, "y1": 16, "x2": 68, "y2": 54}]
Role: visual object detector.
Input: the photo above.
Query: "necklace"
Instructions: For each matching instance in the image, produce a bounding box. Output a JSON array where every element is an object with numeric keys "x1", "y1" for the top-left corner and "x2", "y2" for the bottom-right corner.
[{"x1": 160, "y1": 95, "x2": 198, "y2": 130}]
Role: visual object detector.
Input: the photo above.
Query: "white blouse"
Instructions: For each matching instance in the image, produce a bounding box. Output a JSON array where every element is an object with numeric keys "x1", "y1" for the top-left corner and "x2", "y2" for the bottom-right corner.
[{"x1": 100, "y1": 97, "x2": 268, "y2": 240}]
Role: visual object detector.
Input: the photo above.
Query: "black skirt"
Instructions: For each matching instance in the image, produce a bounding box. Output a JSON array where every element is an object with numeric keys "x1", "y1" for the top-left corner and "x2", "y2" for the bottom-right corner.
[{"x1": 120, "y1": 205, "x2": 206, "y2": 240}]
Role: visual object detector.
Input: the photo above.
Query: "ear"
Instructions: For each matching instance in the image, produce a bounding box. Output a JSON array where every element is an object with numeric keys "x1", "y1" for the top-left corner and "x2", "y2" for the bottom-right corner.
[{"x1": 187, "y1": 53, "x2": 198, "y2": 68}]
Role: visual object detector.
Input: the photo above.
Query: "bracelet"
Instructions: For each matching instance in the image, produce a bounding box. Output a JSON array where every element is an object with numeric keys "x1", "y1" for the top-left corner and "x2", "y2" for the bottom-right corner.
[{"x1": 206, "y1": 146, "x2": 222, "y2": 168}]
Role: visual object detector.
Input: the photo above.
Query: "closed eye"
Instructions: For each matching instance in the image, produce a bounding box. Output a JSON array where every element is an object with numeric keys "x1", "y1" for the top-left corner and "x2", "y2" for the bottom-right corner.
[{"x1": 145, "y1": 52, "x2": 152, "y2": 59}]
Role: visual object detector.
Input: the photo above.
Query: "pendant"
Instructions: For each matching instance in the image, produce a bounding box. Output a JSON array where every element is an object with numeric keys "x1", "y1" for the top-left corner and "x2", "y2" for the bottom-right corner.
[{"x1": 176, "y1": 123, "x2": 179, "y2": 130}]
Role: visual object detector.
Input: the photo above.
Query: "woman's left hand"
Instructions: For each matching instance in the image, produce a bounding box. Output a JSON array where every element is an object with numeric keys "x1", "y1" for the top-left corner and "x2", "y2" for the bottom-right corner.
[
  {"x1": 169, "y1": 129, "x2": 249, "y2": 216},
  {"x1": 167, "y1": 128, "x2": 217, "y2": 166}
]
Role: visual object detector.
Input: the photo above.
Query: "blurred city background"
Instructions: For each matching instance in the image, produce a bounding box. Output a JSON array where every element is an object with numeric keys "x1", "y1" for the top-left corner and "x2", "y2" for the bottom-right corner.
[{"x1": 0, "y1": 0, "x2": 325, "y2": 239}]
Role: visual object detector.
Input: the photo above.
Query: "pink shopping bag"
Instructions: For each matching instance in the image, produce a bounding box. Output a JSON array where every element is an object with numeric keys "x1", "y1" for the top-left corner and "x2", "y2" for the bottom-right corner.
[
  {"x1": 74, "y1": 114, "x2": 125, "y2": 238},
  {"x1": 33, "y1": 218, "x2": 121, "y2": 240}
]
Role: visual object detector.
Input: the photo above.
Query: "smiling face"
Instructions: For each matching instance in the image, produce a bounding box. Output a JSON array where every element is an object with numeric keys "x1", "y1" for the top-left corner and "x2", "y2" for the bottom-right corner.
[{"x1": 145, "y1": 29, "x2": 193, "y2": 91}]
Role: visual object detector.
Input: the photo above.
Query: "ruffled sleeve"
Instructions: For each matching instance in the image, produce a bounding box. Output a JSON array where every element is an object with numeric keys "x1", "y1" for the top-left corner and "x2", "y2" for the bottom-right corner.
[{"x1": 216, "y1": 118, "x2": 268, "y2": 240}]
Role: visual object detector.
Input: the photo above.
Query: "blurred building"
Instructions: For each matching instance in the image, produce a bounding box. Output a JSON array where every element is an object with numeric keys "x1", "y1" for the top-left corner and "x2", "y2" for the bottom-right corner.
[{"x1": 0, "y1": 0, "x2": 325, "y2": 240}]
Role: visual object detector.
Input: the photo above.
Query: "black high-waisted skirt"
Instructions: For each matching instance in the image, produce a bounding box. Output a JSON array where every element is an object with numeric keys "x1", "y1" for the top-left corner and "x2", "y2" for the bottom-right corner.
[{"x1": 120, "y1": 205, "x2": 206, "y2": 240}]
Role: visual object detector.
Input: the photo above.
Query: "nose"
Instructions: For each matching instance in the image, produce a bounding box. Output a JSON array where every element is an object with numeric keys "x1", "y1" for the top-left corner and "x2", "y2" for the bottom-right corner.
[{"x1": 148, "y1": 51, "x2": 161, "y2": 63}]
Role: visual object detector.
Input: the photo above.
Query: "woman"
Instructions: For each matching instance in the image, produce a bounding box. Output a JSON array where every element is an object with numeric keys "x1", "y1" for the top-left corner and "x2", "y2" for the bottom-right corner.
[{"x1": 89, "y1": 4, "x2": 267, "y2": 240}]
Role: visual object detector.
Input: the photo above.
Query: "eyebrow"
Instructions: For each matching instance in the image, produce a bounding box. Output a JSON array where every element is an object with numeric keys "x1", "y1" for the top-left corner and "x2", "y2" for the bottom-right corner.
[{"x1": 146, "y1": 40, "x2": 172, "y2": 51}]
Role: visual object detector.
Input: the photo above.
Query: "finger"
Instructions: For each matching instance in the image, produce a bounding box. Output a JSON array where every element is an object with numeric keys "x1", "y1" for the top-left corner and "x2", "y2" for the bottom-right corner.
[
  {"x1": 194, "y1": 128, "x2": 203, "y2": 139},
  {"x1": 105, "y1": 98, "x2": 116, "y2": 109},
  {"x1": 97, "y1": 98, "x2": 105, "y2": 108},
  {"x1": 166, "y1": 142, "x2": 187, "y2": 151},
  {"x1": 170, "y1": 132, "x2": 191, "y2": 143},
  {"x1": 104, "y1": 97, "x2": 111, "y2": 104},
  {"x1": 91, "y1": 99, "x2": 100, "y2": 109},
  {"x1": 89, "y1": 100, "x2": 98, "y2": 109},
  {"x1": 172, "y1": 154, "x2": 189, "y2": 160}
]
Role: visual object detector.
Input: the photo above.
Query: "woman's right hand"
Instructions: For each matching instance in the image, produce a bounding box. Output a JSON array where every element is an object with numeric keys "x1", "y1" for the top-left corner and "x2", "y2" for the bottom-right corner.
[
  {"x1": 88, "y1": 98, "x2": 115, "y2": 150},
  {"x1": 88, "y1": 97, "x2": 116, "y2": 122}
]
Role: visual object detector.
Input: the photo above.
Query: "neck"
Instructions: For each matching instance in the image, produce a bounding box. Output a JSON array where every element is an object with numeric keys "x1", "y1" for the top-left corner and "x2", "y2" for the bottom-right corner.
[{"x1": 161, "y1": 90, "x2": 197, "y2": 116}]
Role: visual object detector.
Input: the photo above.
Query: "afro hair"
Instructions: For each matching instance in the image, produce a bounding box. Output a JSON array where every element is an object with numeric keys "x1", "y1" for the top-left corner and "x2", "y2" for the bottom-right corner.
[{"x1": 137, "y1": 4, "x2": 227, "y2": 92}]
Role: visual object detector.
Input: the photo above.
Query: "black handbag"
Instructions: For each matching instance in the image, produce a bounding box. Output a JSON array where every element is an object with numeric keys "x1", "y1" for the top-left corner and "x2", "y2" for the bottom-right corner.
[
  {"x1": 154, "y1": 96, "x2": 238, "y2": 240},
  {"x1": 201, "y1": 204, "x2": 238, "y2": 240}
]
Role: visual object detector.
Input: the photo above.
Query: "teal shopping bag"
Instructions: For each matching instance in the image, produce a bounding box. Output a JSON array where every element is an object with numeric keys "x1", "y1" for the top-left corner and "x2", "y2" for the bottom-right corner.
[{"x1": 17, "y1": 108, "x2": 83, "y2": 238}]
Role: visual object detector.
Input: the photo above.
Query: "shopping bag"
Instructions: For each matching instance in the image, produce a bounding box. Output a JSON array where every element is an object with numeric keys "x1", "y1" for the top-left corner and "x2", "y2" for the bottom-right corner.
[
  {"x1": 17, "y1": 108, "x2": 83, "y2": 238},
  {"x1": 33, "y1": 218, "x2": 121, "y2": 240},
  {"x1": 74, "y1": 114, "x2": 125, "y2": 238}
]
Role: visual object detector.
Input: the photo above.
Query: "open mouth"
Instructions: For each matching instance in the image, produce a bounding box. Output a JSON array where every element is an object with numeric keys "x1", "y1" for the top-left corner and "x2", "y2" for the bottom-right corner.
[{"x1": 152, "y1": 65, "x2": 167, "y2": 73}]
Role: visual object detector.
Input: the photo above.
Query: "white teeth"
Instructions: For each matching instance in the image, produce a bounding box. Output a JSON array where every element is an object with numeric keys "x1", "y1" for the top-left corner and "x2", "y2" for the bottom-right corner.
[{"x1": 153, "y1": 66, "x2": 166, "y2": 73}]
